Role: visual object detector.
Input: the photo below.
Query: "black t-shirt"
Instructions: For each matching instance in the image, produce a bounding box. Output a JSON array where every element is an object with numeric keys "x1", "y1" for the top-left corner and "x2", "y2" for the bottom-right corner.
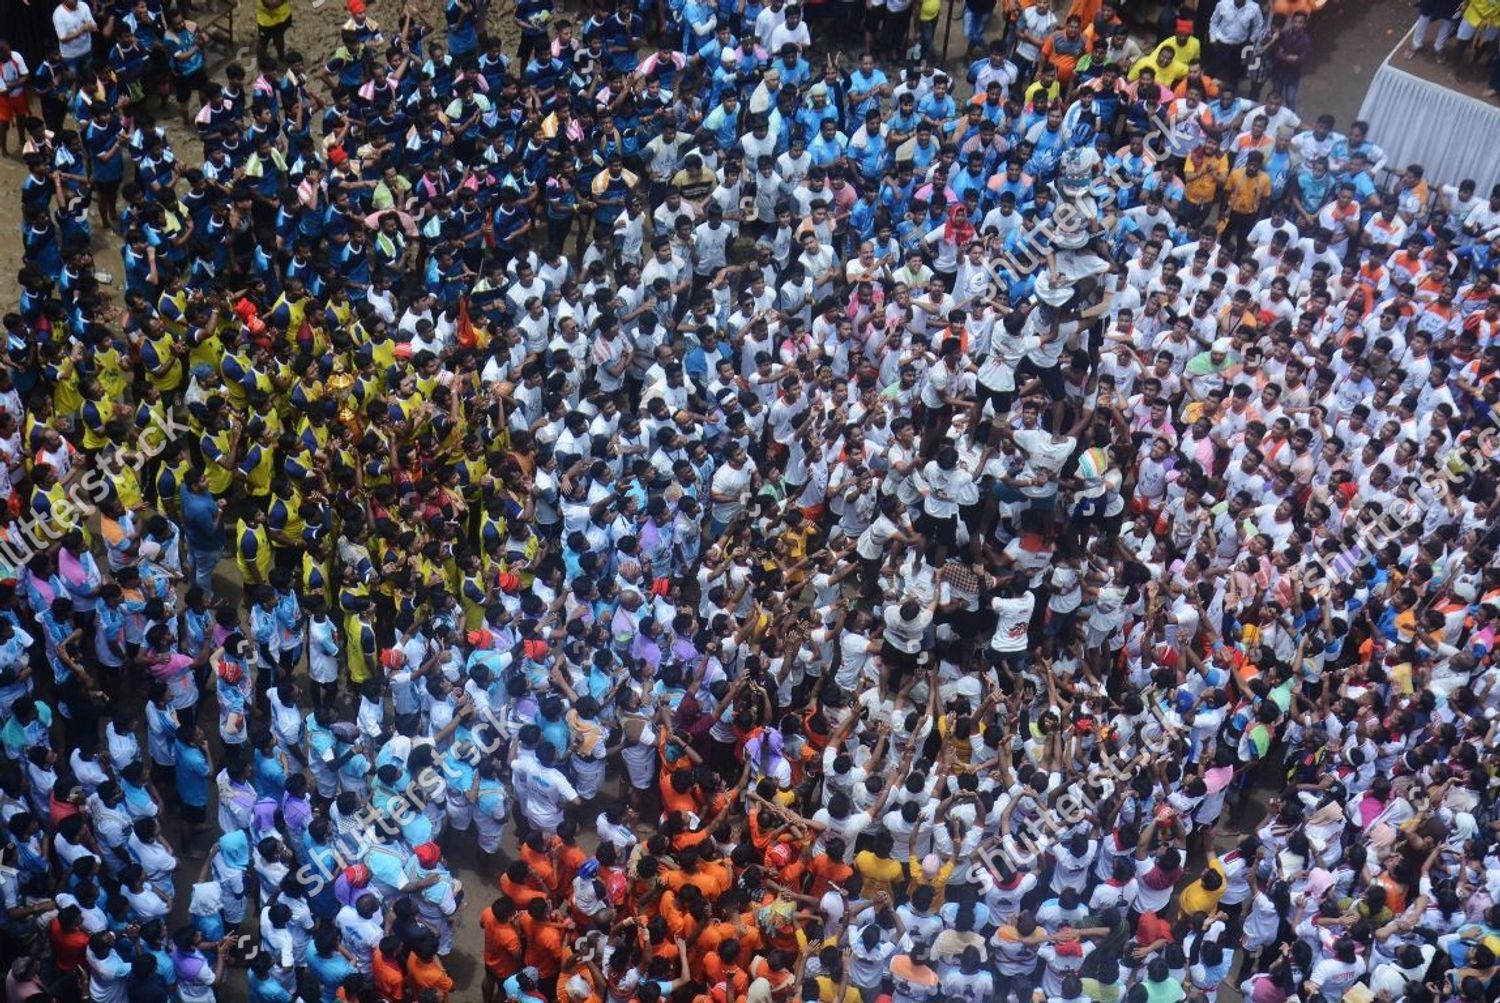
[{"x1": 126, "y1": 973, "x2": 172, "y2": 1003}]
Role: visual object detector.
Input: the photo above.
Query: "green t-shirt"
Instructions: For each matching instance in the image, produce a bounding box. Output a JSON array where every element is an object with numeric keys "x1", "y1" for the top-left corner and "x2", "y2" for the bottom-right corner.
[
  {"x1": 1143, "y1": 978, "x2": 1186, "y2": 1003},
  {"x1": 1080, "y1": 979, "x2": 1123, "y2": 1003}
]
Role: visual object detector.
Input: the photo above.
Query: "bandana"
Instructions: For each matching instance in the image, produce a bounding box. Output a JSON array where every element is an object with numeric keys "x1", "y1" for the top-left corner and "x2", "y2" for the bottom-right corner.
[{"x1": 943, "y1": 205, "x2": 975, "y2": 247}]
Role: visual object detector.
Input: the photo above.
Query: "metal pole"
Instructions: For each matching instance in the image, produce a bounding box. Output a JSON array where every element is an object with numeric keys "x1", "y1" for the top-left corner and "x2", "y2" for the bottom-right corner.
[{"x1": 942, "y1": 0, "x2": 956, "y2": 65}]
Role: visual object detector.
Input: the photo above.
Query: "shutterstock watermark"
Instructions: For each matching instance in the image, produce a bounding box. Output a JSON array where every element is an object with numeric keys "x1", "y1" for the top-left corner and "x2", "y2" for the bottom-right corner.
[
  {"x1": 292, "y1": 705, "x2": 512, "y2": 896},
  {"x1": 991, "y1": 698, "x2": 1192, "y2": 874},
  {"x1": 1299, "y1": 423, "x2": 1500, "y2": 601},
  {"x1": 974, "y1": 108, "x2": 1199, "y2": 299},
  {"x1": 0, "y1": 407, "x2": 193, "y2": 569}
]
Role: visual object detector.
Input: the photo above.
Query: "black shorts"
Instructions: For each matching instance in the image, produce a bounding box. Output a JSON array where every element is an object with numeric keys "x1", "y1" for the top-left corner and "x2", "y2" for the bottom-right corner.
[
  {"x1": 918, "y1": 509, "x2": 957, "y2": 548},
  {"x1": 924, "y1": 402, "x2": 953, "y2": 431},
  {"x1": 174, "y1": 68, "x2": 208, "y2": 104},
  {"x1": 1070, "y1": 494, "x2": 1107, "y2": 524},
  {"x1": 976, "y1": 383, "x2": 1014, "y2": 419},
  {"x1": 180, "y1": 803, "x2": 207, "y2": 825},
  {"x1": 943, "y1": 606, "x2": 989, "y2": 638},
  {"x1": 881, "y1": 640, "x2": 921, "y2": 674},
  {"x1": 1018, "y1": 357, "x2": 1066, "y2": 401}
]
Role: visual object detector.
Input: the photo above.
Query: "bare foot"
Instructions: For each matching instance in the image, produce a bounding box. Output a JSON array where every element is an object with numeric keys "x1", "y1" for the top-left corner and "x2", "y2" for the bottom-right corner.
[{"x1": 1406, "y1": 47, "x2": 1419, "y2": 60}]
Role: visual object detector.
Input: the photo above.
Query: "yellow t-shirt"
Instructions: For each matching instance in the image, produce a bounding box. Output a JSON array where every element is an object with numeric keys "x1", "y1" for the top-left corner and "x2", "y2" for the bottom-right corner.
[
  {"x1": 256, "y1": 0, "x2": 292, "y2": 31},
  {"x1": 1388, "y1": 661, "x2": 1414, "y2": 697},
  {"x1": 1184, "y1": 153, "x2": 1228, "y2": 206},
  {"x1": 854, "y1": 851, "x2": 905, "y2": 901},
  {"x1": 1024, "y1": 80, "x2": 1061, "y2": 108},
  {"x1": 1149, "y1": 35, "x2": 1202, "y2": 68},
  {"x1": 1178, "y1": 857, "x2": 1227, "y2": 916},
  {"x1": 814, "y1": 977, "x2": 861, "y2": 1003},
  {"x1": 1129, "y1": 54, "x2": 1188, "y2": 87},
  {"x1": 907, "y1": 857, "x2": 955, "y2": 907},
  {"x1": 1225, "y1": 168, "x2": 1271, "y2": 216}
]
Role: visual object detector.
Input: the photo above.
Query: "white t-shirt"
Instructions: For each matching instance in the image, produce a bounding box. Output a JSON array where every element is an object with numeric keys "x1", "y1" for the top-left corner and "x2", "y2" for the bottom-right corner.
[
  {"x1": 850, "y1": 936, "x2": 899, "y2": 990},
  {"x1": 336, "y1": 905, "x2": 385, "y2": 972},
  {"x1": 836, "y1": 630, "x2": 874, "y2": 689},
  {"x1": 522, "y1": 764, "x2": 578, "y2": 830},
  {"x1": 940, "y1": 969, "x2": 994, "y2": 1003},
  {"x1": 53, "y1": 2, "x2": 97, "y2": 60},
  {"x1": 1308, "y1": 958, "x2": 1364, "y2": 998},
  {"x1": 767, "y1": 20, "x2": 811, "y2": 51},
  {"x1": 1016, "y1": 8, "x2": 1058, "y2": 61},
  {"x1": 857, "y1": 513, "x2": 899, "y2": 561},
  {"x1": 990, "y1": 594, "x2": 1035, "y2": 653},
  {"x1": 88, "y1": 948, "x2": 130, "y2": 1003},
  {"x1": 709, "y1": 462, "x2": 752, "y2": 523},
  {"x1": 810, "y1": 807, "x2": 871, "y2": 860},
  {"x1": 1047, "y1": 567, "x2": 1082, "y2": 613},
  {"x1": 0, "y1": 53, "x2": 29, "y2": 97},
  {"x1": 1013, "y1": 430, "x2": 1075, "y2": 498}
]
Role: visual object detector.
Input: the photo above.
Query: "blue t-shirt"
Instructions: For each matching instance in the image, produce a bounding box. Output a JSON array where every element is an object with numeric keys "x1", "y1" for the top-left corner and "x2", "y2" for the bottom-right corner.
[
  {"x1": 306, "y1": 951, "x2": 357, "y2": 1003},
  {"x1": 174, "y1": 740, "x2": 211, "y2": 807},
  {"x1": 180, "y1": 488, "x2": 223, "y2": 550}
]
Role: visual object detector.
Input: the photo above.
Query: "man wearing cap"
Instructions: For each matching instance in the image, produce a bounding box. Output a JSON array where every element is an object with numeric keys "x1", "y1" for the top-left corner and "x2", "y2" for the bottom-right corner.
[
  {"x1": 1150, "y1": 16, "x2": 1202, "y2": 71},
  {"x1": 1185, "y1": 337, "x2": 1242, "y2": 401},
  {"x1": 406, "y1": 842, "x2": 461, "y2": 955}
]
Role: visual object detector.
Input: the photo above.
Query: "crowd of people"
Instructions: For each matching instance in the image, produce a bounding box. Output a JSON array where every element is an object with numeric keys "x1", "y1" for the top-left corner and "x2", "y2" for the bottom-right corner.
[{"x1": 0, "y1": 0, "x2": 1499, "y2": 1002}]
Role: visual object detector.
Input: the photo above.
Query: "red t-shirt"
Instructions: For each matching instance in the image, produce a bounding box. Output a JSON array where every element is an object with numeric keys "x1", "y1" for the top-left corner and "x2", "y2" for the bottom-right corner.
[
  {"x1": 51, "y1": 919, "x2": 89, "y2": 972},
  {"x1": 1135, "y1": 910, "x2": 1175, "y2": 947}
]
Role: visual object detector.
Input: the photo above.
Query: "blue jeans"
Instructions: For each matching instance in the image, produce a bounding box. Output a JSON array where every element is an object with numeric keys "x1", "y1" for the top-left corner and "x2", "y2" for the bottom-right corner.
[
  {"x1": 190, "y1": 544, "x2": 221, "y2": 595},
  {"x1": 964, "y1": 9, "x2": 991, "y2": 46},
  {"x1": 918, "y1": 17, "x2": 936, "y2": 57},
  {"x1": 1280, "y1": 78, "x2": 1301, "y2": 110}
]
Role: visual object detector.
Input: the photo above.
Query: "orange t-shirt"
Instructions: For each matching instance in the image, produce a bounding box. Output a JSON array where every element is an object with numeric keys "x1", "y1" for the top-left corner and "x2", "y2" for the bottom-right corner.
[
  {"x1": 663, "y1": 865, "x2": 726, "y2": 897},
  {"x1": 556, "y1": 966, "x2": 601, "y2": 1003},
  {"x1": 697, "y1": 860, "x2": 733, "y2": 897},
  {"x1": 734, "y1": 913, "x2": 765, "y2": 968},
  {"x1": 557, "y1": 842, "x2": 587, "y2": 893},
  {"x1": 661, "y1": 781, "x2": 700, "y2": 817},
  {"x1": 805, "y1": 853, "x2": 853, "y2": 899},
  {"x1": 481, "y1": 908, "x2": 524, "y2": 979},
  {"x1": 520, "y1": 844, "x2": 560, "y2": 896},
  {"x1": 671, "y1": 826, "x2": 714, "y2": 852},
  {"x1": 660, "y1": 889, "x2": 703, "y2": 943},
  {"x1": 521, "y1": 917, "x2": 566, "y2": 979},
  {"x1": 693, "y1": 920, "x2": 732, "y2": 979},
  {"x1": 500, "y1": 873, "x2": 548, "y2": 910},
  {"x1": 750, "y1": 956, "x2": 796, "y2": 998},
  {"x1": 1040, "y1": 32, "x2": 1087, "y2": 83},
  {"x1": 748, "y1": 812, "x2": 782, "y2": 852},
  {"x1": 706, "y1": 959, "x2": 750, "y2": 1002},
  {"x1": 1377, "y1": 871, "x2": 1410, "y2": 914},
  {"x1": 406, "y1": 955, "x2": 455, "y2": 998},
  {"x1": 1135, "y1": 910, "x2": 1175, "y2": 947},
  {"x1": 372, "y1": 949, "x2": 405, "y2": 1002}
]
